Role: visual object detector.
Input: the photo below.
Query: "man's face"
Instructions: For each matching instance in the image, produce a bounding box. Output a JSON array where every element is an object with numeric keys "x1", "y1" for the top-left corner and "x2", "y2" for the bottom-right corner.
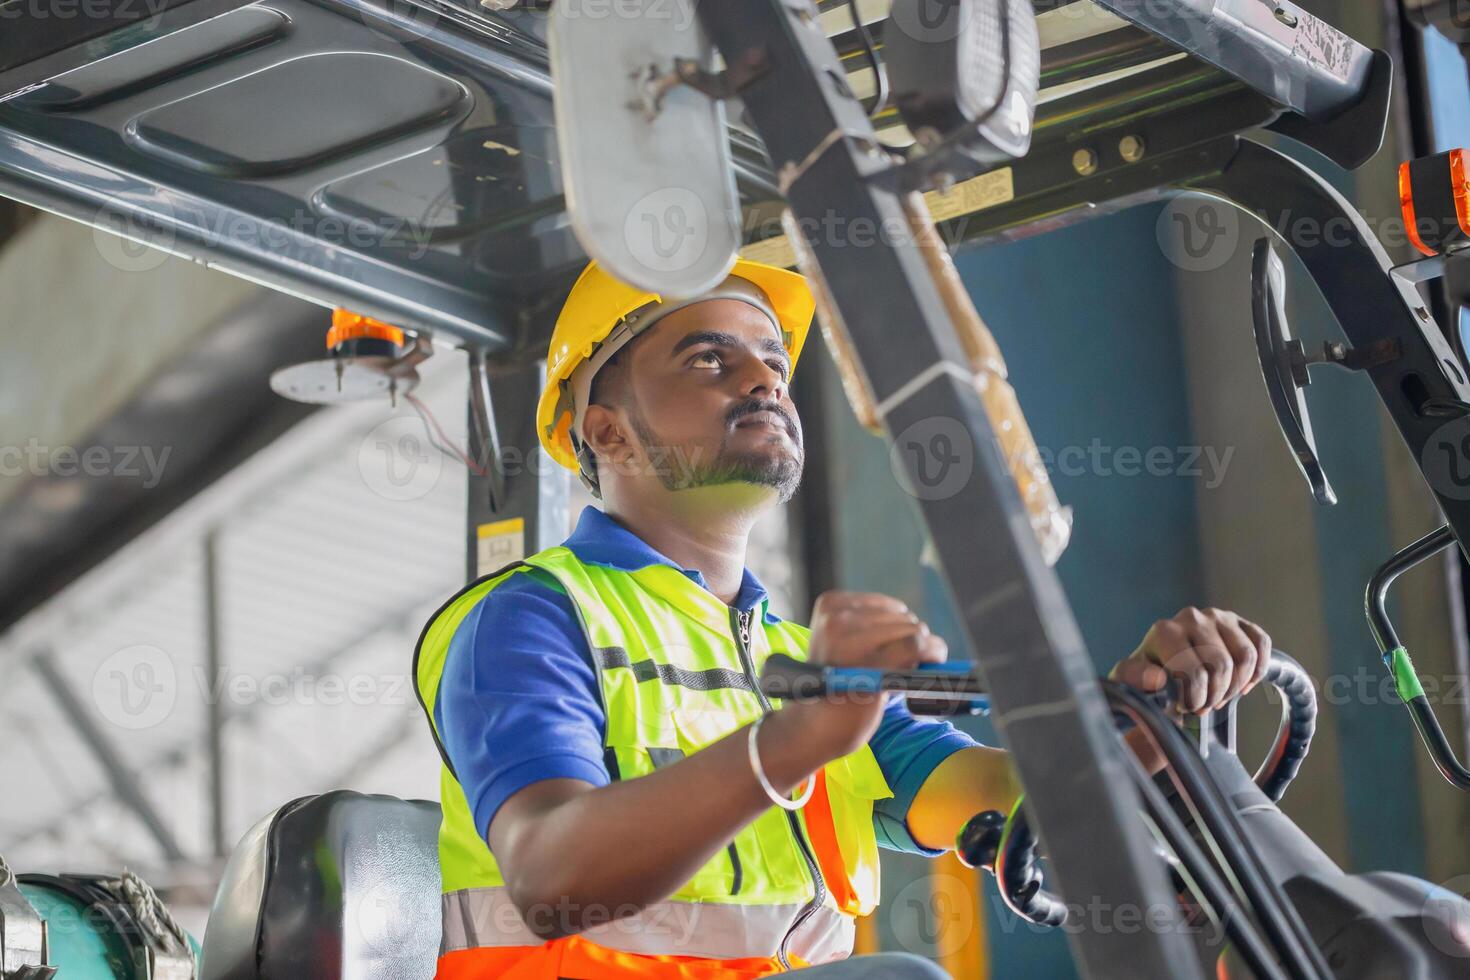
[{"x1": 593, "y1": 298, "x2": 804, "y2": 502}]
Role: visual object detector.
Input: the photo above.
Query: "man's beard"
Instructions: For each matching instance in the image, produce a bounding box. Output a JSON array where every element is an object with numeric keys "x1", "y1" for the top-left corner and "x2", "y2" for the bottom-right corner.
[{"x1": 628, "y1": 407, "x2": 803, "y2": 502}]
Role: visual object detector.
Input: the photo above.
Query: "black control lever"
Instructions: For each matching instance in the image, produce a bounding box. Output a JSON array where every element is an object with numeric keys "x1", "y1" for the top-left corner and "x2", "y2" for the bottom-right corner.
[{"x1": 758, "y1": 653, "x2": 989, "y2": 715}]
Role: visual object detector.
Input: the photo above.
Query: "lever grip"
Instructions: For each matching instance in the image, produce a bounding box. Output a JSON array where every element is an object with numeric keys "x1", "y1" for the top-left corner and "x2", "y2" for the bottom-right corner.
[
  {"x1": 758, "y1": 654, "x2": 985, "y2": 703},
  {"x1": 757, "y1": 653, "x2": 834, "y2": 701}
]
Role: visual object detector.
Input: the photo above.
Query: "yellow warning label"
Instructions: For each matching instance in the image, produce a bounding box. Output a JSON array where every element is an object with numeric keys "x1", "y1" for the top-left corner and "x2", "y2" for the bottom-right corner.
[
  {"x1": 926, "y1": 167, "x2": 1016, "y2": 222},
  {"x1": 739, "y1": 234, "x2": 796, "y2": 268},
  {"x1": 476, "y1": 517, "x2": 525, "y2": 575}
]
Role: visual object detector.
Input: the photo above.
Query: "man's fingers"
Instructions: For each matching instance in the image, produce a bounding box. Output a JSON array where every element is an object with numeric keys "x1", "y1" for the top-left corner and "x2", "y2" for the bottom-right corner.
[
  {"x1": 825, "y1": 608, "x2": 922, "y2": 634},
  {"x1": 815, "y1": 591, "x2": 910, "y2": 616},
  {"x1": 1128, "y1": 608, "x2": 1278, "y2": 715},
  {"x1": 1195, "y1": 641, "x2": 1234, "y2": 712},
  {"x1": 1112, "y1": 658, "x2": 1170, "y2": 692},
  {"x1": 1146, "y1": 623, "x2": 1211, "y2": 713},
  {"x1": 1176, "y1": 612, "x2": 1233, "y2": 711},
  {"x1": 1215, "y1": 614, "x2": 1258, "y2": 704},
  {"x1": 916, "y1": 631, "x2": 948, "y2": 665},
  {"x1": 868, "y1": 621, "x2": 954, "y2": 668},
  {"x1": 1240, "y1": 620, "x2": 1273, "y2": 691},
  {"x1": 855, "y1": 621, "x2": 931, "y2": 667}
]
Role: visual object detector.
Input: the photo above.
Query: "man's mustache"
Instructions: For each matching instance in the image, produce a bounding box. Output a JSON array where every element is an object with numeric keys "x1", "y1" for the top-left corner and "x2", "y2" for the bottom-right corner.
[{"x1": 727, "y1": 399, "x2": 800, "y2": 443}]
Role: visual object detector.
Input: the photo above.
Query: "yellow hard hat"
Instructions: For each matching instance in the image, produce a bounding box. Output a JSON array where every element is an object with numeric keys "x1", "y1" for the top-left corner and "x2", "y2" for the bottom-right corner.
[{"x1": 536, "y1": 257, "x2": 816, "y2": 474}]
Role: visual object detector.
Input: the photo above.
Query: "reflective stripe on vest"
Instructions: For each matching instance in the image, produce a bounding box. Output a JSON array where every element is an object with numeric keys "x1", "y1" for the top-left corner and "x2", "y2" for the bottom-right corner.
[
  {"x1": 413, "y1": 545, "x2": 894, "y2": 972},
  {"x1": 439, "y1": 886, "x2": 854, "y2": 964}
]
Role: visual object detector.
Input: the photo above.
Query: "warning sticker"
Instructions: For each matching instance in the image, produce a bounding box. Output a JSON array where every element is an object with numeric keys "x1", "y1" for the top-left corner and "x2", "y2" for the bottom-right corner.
[
  {"x1": 477, "y1": 517, "x2": 525, "y2": 576},
  {"x1": 740, "y1": 234, "x2": 795, "y2": 269},
  {"x1": 1292, "y1": 12, "x2": 1355, "y2": 84},
  {"x1": 927, "y1": 167, "x2": 1016, "y2": 222}
]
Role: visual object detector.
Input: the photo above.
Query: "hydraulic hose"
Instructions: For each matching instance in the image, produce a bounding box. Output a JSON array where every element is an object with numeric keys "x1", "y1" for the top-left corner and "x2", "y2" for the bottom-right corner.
[
  {"x1": 1104, "y1": 681, "x2": 1333, "y2": 980},
  {"x1": 1255, "y1": 652, "x2": 1316, "y2": 803},
  {"x1": 762, "y1": 649, "x2": 1330, "y2": 975},
  {"x1": 1118, "y1": 735, "x2": 1290, "y2": 980}
]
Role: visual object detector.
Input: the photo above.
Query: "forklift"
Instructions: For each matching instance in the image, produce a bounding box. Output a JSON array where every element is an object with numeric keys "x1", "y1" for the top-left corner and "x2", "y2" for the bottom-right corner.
[{"x1": 4, "y1": 0, "x2": 1470, "y2": 976}]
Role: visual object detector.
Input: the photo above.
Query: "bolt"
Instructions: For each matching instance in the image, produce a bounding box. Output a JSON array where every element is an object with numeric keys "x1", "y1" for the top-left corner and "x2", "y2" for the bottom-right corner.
[
  {"x1": 1119, "y1": 134, "x2": 1146, "y2": 164},
  {"x1": 1072, "y1": 148, "x2": 1099, "y2": 176},
  {"x1": 1274, "y1": 6, "x2": 1298, "y2": 27}
]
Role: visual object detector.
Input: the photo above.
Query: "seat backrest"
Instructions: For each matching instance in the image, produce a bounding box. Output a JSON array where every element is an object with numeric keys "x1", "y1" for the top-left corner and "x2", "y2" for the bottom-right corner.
[{"x1": 200, "y1": 790, "x2": 442, "y2": 980}]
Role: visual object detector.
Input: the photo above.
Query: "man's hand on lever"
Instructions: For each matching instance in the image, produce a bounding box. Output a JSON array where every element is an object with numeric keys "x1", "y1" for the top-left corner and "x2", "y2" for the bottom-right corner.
[{"x1": 778, "y1": 591, "x2": 950, "y2": 759}]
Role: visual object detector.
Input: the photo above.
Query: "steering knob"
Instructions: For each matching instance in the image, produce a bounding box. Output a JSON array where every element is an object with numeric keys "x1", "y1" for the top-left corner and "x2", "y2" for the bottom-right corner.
[
  {"x1": 956, "y1": 809, "x2": 1007, "y2": 870},
  {"x1": 956, "y1": 805, "x2": 1068, "y2": 927}
]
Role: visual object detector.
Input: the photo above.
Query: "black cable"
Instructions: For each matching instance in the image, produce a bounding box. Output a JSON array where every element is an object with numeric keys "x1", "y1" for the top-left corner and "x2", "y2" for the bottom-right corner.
[
  {"x1": 844, "y1": 0, "x2": 889, "y2": 121},
  {"x1": 1105, "y1": 681, "x2": 1334, "y2": 980}
]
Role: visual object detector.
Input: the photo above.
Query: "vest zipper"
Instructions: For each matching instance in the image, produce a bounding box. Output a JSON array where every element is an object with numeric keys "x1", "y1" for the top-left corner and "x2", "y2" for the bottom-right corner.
[{"x1": 730, "y1": 606, "x2": 826, "y2": 970}]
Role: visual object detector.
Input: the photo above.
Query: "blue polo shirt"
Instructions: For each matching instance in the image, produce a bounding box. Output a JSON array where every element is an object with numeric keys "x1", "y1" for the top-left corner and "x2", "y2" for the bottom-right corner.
[{"x1": 434, "y1": 505, "x2": 979, "y2": 856}]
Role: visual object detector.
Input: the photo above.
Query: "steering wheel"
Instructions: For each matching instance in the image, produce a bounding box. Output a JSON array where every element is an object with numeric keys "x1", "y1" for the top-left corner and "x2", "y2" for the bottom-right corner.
[{"x1": 956, "y1": 650, "x2": 1318, "y2": 927}]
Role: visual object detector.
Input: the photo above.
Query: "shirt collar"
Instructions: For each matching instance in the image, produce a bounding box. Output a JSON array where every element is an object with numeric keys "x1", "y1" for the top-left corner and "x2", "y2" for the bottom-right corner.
[{"x1": 564, "y1": 506, "x2": 772, "y2": 615}]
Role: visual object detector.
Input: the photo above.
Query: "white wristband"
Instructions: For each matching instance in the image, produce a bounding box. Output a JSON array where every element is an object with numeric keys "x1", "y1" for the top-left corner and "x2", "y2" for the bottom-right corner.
[{"x1": 748, "y1": 713, "x2": 816, "y2": 811}]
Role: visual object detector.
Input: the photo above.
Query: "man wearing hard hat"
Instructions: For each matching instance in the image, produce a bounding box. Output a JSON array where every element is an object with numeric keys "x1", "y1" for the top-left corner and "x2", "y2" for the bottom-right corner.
[{"x1": 414, "y1": 258, "x2": 1274, "y2": 978}]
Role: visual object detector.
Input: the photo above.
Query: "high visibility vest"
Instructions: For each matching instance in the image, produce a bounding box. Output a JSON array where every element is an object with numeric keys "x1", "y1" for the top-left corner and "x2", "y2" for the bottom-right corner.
[{"x1": 413, "y1": 546, "x2": 894, "y2": 978}]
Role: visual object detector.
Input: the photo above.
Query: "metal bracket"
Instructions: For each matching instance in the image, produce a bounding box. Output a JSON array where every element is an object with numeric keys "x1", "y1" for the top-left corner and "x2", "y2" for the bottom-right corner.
[
  {"x1": 632, "y1": 48, "x2": 770, "y2": 120},
  {"x1": 0, "y1": 857, "x2": 53, "y2": 980}
]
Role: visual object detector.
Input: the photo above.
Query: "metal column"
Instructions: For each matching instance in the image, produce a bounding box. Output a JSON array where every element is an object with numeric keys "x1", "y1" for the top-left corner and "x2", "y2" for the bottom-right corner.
[
  {"x1": 30, "y1": 651, "x2": 187, "y2": 863},
  {"x1": 465, "y1": 354, "x2": 571, "y2": 582},
  {"x1": 203, "y1": 530, "x2": 228, "y2": 859},
  {"x1": 698, "y1": 5, "x2": 1202, "y2": 977}
]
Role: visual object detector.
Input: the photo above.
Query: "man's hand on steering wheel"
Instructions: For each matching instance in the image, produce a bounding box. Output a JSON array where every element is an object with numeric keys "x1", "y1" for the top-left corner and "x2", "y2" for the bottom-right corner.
[{"x1": 1110, "y1": 606, "x2": 1272, "y2": 715}]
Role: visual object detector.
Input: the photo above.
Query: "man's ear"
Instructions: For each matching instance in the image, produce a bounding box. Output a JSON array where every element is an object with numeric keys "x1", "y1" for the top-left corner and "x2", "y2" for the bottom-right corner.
[{"x1": 581, "y1": 403, "x2": 633, "y2": 470}]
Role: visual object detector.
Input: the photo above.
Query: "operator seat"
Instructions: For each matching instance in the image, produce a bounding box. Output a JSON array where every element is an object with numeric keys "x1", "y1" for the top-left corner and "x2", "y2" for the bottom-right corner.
[{"x1": 199, "y1": 790, "x2": 442, "y2": 980}]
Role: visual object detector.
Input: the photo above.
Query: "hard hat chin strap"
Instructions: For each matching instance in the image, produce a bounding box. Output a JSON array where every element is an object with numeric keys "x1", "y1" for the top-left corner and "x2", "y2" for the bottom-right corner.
[{"x1": 565, "y1": 275, "x2": 781, "y2": 495}]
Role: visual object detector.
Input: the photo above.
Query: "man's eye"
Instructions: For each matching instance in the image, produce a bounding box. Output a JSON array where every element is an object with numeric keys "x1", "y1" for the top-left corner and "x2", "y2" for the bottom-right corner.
[
  {"x1": 769, "y1": 360, "x2": 791, "y2": 381},
  {"x1": 692, "y1": 351, "x2": 723, "y2": 368}
]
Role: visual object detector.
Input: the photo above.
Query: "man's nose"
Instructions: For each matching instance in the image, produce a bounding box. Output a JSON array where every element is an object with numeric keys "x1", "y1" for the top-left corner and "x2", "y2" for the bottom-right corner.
[{"x1": 738, "y1": 356, "x2": 788, "y2": 402}]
